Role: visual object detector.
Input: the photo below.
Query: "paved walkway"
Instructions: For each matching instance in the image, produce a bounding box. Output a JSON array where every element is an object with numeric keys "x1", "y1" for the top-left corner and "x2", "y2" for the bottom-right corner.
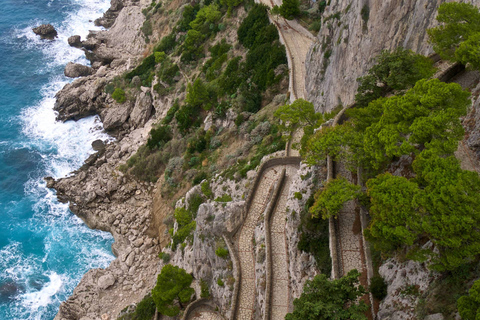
[
  {"x1": 269, "y1": 165, "x2": 298, "y2": 319},
  {"x1": 237, "y1": 167, "x2": 282, "y2": 320},
  {"x1": 187, "y1": 306, "x2": 225, "y2": 320},
  {"x1": 257, "y1": 0, "x2": 314, "y2": 101}
]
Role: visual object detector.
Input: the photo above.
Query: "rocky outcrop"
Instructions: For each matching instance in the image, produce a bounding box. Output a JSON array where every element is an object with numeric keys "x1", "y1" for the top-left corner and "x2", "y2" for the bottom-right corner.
[
  {"x1": 32, "y1": 24, "x2": 57, "y2": 40},
  {"x1": 95, "y1": 0, "x2": 125, "y2": 28},
  {"x1": 305, "y1": 0, "x2": 480, "y2": 113},
  {"x1": 54, "y1": 76, "x2": 107, "y2": 121},
  {"x1": 378, "y1": 257, "x2": 438, "y2": 320},
  {"x1": 64, "y1": 62, "x2": 93, "y2": 78},
  {"x1": 52, "y1": 123, "x2": 163, "y2": 320},
  {"x1": 67, "y1": 35, "x2": 82, "y2": 48}
]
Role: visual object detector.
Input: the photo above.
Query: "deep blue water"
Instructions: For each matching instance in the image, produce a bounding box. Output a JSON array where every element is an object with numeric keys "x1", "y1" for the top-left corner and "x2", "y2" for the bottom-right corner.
[{"x1": 0, "y1": 0, "x2": 115, "y2": 319}]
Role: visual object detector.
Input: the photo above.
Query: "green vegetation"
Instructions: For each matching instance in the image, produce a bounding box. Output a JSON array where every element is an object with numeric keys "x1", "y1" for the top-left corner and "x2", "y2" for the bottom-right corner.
[
  {"x1": 370, "y1": 275, "x2": 388, "y2": 301},
  {"x1": 171, "y1": 194, "x2": 204, "y2": 249},
  {"x1": 285, "y1": 270, "x2": 368, "y2": 320},
  {"x1": 118, "y1": 0, "x2": 288, "y2": 202},
  {"x1": 215, "y1": 246, "x2": 229, "y2": 258},
  {"x1": 215, "y1": 194, "x2": 232, "y2": 202},
  {"x1": 309, "y1": 177, "x2": 361, "y2": 219},
  {"x1": 200, "y1": 279, "x2": 210, "y2": 298},
  {"x1": 457, "y1": 279, "x2": 480, "y2": 319},
  {"x1": 278, "y1": 0, "x2": 300, "y2": 20},
  {"x1": 297, "y1": 195, "x2": 331, "y2": 275},
  {"x1": 201, "y1": 180, "x2": 213, "y2": 199},
  {"x1": 151, "y1": 264, "x2": 194, "y2": 316},
  {"x1": 354, "y1": 48, "x2": 436, "y2": 107},
  {"x1": 217, "y1": 278, "x2": 224, "y2": 286},
  {"x1": 274, "y1": 98, "x2": 323, "y2": 137},
  {"x1": 428, "y1": 3, "x2": 480, "y2": 70},
  {"x1": 112, "y1": 88, "x2": 126, "y2": 103},
  {"x1": 118, "y1": 293, "x2": 156, "y2": 320}
]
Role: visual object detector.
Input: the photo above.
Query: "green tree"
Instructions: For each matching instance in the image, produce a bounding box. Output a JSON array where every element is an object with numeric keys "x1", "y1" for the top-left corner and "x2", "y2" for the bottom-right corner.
[
  {"x1": 309, "y1": 177, "x2": 361, "y2": 219},
  {"x1": 274, "y1": 99, "x2": 322, "y2": 135},
  {"x1": 285, "y1": 269, "x2": 368, "y2": 320},
  {"x1": 151, "y1": 264, "x2": 194, "y2": 316},
  {"x1": 428, "y1": 3, "x2": 480, "y2": 67},
  {"x1": 362, "y1": 79, "x2": 470, "y2": 169},
  {"x1": 186, "y1": 79, "x2": 210, "y2": 110},
  {"x1": 457, "y1": 279, "x2": 480, "y2": 320},
  {"x1": 365, "y1": 173, "x2": 422, "y2": 252},
  {"x1": 279, "y1": 0, "x2": 300, "y2": 20},
  {"x1": 355, "y1": 48, "x2": 436, "y2": 107},
  {"x1": 366, "y1": 150, "x2": 480, "y2": 271},
  {"x1": 220, "y1": 0, "x2": 242, "y2": 17}
]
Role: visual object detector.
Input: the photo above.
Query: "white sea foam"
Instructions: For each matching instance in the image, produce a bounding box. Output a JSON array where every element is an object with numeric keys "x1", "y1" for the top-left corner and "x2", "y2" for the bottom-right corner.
[
  {"x1": 2, "y1": 0, "x2": 116, "y2": 318},
  {"x1": 19, "y1": 272, "x2": 64, "y2": 313}
]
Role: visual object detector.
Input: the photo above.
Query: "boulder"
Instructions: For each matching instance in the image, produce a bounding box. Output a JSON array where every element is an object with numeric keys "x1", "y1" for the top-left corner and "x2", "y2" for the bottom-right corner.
[
  {"x1": 97, "y1": 274, "x2": 115, "y2": 290},
  {"x1": 129, "y1": 92, "x2": 153, "y2": 128},
  {"x1": 32, "y1": 24, "x2": 57, "y2": 40},
  {"x1": 92, "y1": 140, "x2": 105, "y2": 152},
  {"x1": 44, "y1": 176, "x2": 55, "y2": 188},
  {"x1": 68, "y1": 35, "x2": 82, "y2": 48},
  {"x1": 94, "y1": 0, "x2": 124, "y2": 28},
  {"x1": 101, "y1": 103, "x2": 133, "y2": 132},
  {"x1": 425, "y1": 314, "x2": 445, "y2": 320},
  {"x1": 64, "y1": 63, "x2": 93, "y2": 78}
]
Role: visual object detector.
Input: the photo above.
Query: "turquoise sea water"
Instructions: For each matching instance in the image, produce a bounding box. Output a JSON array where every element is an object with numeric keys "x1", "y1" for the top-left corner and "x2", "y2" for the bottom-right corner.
[{"x1": 0, "y1": 0, "x2": 116, "y2": 319}]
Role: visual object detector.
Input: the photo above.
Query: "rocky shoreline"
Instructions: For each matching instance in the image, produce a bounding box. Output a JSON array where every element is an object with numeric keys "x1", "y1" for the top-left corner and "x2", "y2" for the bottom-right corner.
[{"x1": 46, "y1": 0, "x2": 169, "y2": 318}]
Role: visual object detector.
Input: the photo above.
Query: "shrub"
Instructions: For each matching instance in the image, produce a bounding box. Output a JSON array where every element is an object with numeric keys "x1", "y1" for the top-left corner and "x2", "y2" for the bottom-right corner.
[
  {"x1": 155, "y1": 33, "x2": 177, "y2": 53},
  {"x1": 112, "y1": 88, "x2": 126, "y2": 103},
  {"x1": 158, "y1": 252, "x2": 171, "y2": 263},
  {"x1": 201, "y1": 181, "x2": 214, "y2": 199},
  {"x1": 147, "y1": 125, "x2": 172, "y2": 149},
  {"x1": 200, "y1": 279, "x2": 210, "y2": 298},
  {"x1": 370, "y1": 275, "x2": 388, "y2": 301},
  {"x1": 215, "y1": 194, "x2": 232, "y2": 202},
  {"x1": 130, "y1": 293, "x2": 156, "y2": 320},
  {"x1": 215, "y1": 246, "x2": 229, "y2": 258},
  {"x1": 279, "y1": 0, "x2": 300, "y2": 20},
  {"x1": 217, "y1": 278, "x2": 224, "y2": 286}
]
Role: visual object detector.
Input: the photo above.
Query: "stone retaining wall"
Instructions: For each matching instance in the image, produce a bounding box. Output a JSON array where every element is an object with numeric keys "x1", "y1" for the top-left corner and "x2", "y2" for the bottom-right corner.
[
  {"x1": 226, "y1": 157, "x2": 301, "y2": 238},
  {"x1": 181, "y1": 298, "x2": 216, "y2": 320},
  {"x1": 222, "y1": 234, "x2": 240, "y2": 320}
]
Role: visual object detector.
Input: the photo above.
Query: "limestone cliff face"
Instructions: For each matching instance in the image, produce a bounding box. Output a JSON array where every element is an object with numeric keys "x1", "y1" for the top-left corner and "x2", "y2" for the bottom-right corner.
[{"x1": 305, "y1": 0, "x2": 479, "y2": 113}]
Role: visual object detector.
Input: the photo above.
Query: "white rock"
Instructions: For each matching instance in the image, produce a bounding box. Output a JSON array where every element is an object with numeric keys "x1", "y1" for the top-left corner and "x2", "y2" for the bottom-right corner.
[{"x1": 98, "y1": 274, "x2": 116, "y2": 290}]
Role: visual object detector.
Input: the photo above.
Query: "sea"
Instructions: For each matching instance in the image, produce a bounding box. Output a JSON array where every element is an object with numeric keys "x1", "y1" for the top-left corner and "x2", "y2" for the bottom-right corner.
[{"x1": 0, "y1": 0, "x2": 116, "y2": 319}]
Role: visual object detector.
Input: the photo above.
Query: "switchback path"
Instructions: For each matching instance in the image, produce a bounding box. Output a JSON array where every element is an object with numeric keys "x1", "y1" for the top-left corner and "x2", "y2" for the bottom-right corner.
[
  {"x1": 257, "y1": 0, "x2": 315, "y2": 101},
  {"x1": 268, "y1": 165, "x2": 299, "y2": 319}
]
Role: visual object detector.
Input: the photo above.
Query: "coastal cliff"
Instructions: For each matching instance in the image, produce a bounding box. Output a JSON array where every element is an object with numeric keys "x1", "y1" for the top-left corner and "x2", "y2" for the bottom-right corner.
[
  {"x1": 305, "y1": 0, "x2": 479, "y2": 113},
  {"x1": 49, "y1": 0, "x2": 480, "y2": 319}
]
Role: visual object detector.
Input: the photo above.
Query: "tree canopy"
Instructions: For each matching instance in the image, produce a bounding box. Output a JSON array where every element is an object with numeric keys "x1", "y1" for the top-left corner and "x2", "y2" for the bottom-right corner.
[
  {"x1": 428, "y1": 2, "x2": 480, "y2": 69},
  {"x1": 366, "y1": 150, "x2": 480, "y2": 271},
  {"x1": 274, "y1": 98, "x2": 322, "y2": 135},
  {"x1": 151, "y1": 264, "x2": 194, "y2": 316},
  {"x1": 457, "y1": 279, "x2": 480, "y2": 320},
  {"x1": 355, "y1": 48, "x2": 436, "y2": 107},
  {"x1": 309, "y1": 177, "x2": 361, "y2": 219},
  {"x1": 278, "y1": 0, "x2": 300, "y2": 20},
  {"x1": 285, "y1": 269, "x2": 368, "y2": 320}
]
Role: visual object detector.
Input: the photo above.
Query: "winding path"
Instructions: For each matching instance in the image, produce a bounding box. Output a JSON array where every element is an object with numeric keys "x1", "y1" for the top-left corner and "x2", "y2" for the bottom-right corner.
[
  {"x1": 268, "y1": 165, "x2": 298, "y2": 319},
  {"x1": 236, "y1": 167, "x2": 282, "y2": 319},
  {"x1": 257, "y1": 0, "x2": 315, "y2": 101}
]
